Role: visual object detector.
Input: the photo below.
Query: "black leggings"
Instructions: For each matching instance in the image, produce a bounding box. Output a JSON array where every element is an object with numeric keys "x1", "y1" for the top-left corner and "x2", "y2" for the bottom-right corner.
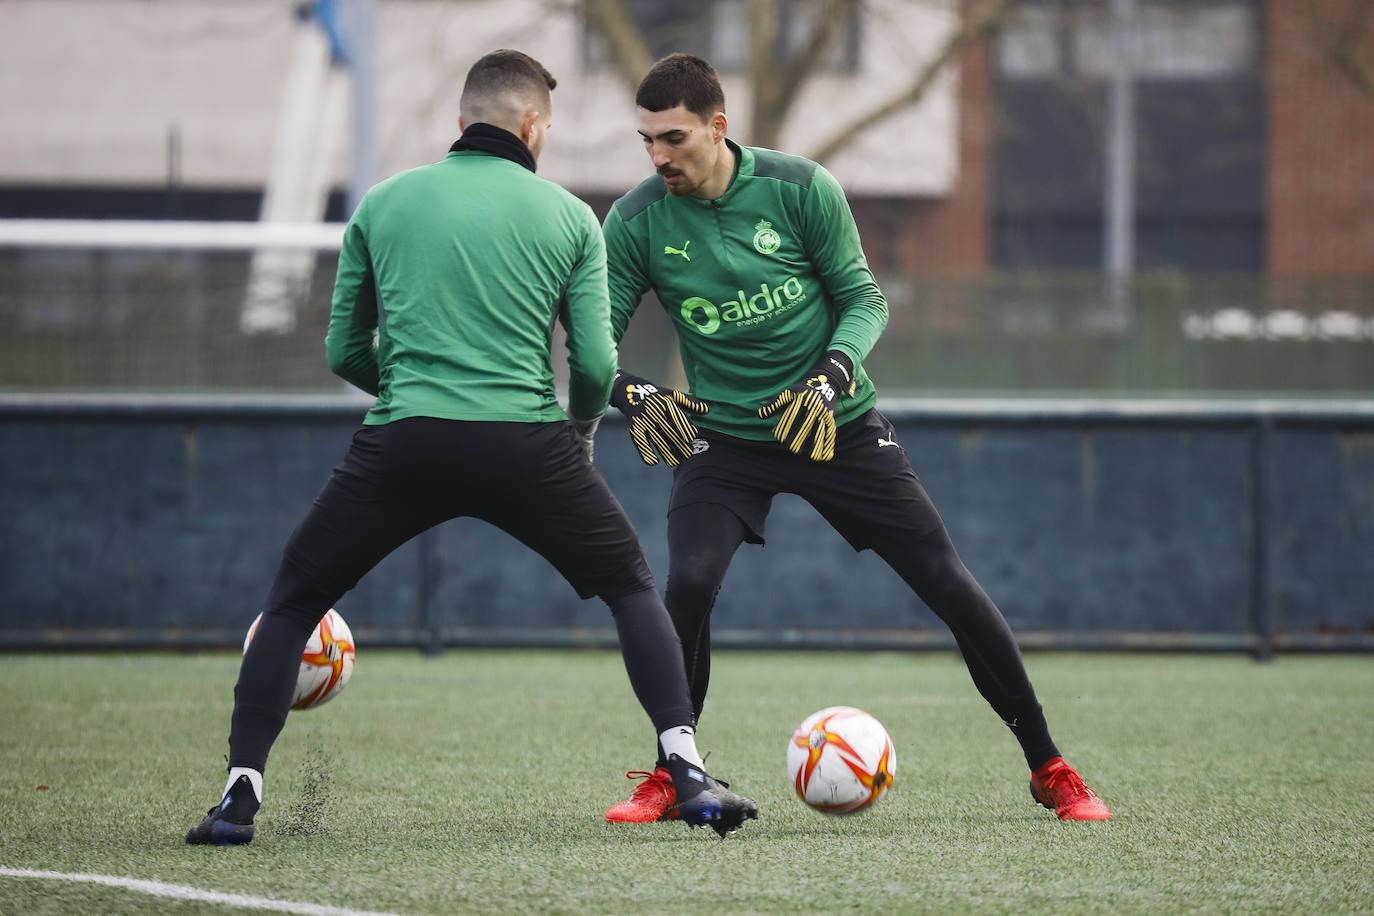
[
  {"x1": 227, "y1": 418, "x2": 695, "y2": 773},
  {"x1": 231, "y1": 569, "x2": 690, "y2": 773},
  {"x1": 662, "y1": 501, "x2": 1060, "y2": 770}
]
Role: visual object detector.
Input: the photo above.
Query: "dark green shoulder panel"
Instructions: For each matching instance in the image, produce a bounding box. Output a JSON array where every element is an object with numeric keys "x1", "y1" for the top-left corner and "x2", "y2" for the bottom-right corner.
[
  {"x1": 613, "y1": 175, "x2": 669, "y2": 222},
  {"x1": 749, "y1": 147, "x2": 816, "y2": 188}
]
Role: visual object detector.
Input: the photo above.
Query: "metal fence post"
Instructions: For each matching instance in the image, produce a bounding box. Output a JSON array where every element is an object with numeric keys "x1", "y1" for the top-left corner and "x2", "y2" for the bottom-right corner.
[{"x1": 1249, "y1": 415, "x2": 1275, "y2": 661}]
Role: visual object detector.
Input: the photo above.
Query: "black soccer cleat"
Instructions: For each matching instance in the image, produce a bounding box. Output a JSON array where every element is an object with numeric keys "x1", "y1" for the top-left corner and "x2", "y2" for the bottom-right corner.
[
  {"x1": 186, "y1": 774, "x2": 260, "y2": 845},
  {"x1": 665, "y1": 754, "x2": 759, "y2": 838}
]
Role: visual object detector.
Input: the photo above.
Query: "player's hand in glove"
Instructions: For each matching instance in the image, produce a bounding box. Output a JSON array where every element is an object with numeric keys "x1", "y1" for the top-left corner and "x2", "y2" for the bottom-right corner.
[
  {"x1": 608, "y1": 370, "x2": 709, "y2": 467},
  {"x1": 757, "y1": 350, "x2": 856, "y2": 462}
]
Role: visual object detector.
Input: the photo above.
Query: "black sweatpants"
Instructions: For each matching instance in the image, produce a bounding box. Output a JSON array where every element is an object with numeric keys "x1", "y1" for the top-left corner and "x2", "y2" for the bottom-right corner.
[
  {"x1": 228, "y1": 417, "x2": 693, "y2": 772},
  {"x1": 660, "y1": 409, "x2": 1061, "y2": 770}
]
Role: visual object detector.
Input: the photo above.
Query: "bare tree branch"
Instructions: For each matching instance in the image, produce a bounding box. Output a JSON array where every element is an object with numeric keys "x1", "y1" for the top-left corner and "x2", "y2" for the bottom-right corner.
[
  {"x1": 807, "y1": 0, "x2": 1015, "y2": 164},
  {"x1": 746, "y1": 0, "x2": 784, "y2": 144},
  {"x1": 583, "y1": 0, "x2": 1017, "y2": 158},
  {"x1": 1304, "y1": 0, "x2": 1374, "y2": 100},
  {"x1": 584, "y1": 0, "x2": 655, "y2": 95},
  {"x1": 758, "y1": 0, "x2": 860, "y2": 146}
]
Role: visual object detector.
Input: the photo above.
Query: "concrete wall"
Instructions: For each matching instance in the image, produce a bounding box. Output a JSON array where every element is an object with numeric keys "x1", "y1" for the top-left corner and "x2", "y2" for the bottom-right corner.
[{"x1": 3, "y1": 395, "x2": 1371, "y2": 653}]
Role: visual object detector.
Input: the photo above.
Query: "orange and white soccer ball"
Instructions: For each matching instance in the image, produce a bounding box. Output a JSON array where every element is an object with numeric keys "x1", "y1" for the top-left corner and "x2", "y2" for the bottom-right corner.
[
  {"x1": 243, "y1": 608, "x2": 355, "y2": 710},
  {"x1": 787, "y1": 706, "x2": 896, "y2": 814}
]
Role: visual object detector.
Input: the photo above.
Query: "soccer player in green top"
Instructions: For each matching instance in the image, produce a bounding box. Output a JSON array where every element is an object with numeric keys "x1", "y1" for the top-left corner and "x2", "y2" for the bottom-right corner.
[
  {"x1": 601, "y1": 54, "x2": 1110, "y2": 823},
  {"x1": 185, "y1": 49, "x2": 756, "y2": 845}
]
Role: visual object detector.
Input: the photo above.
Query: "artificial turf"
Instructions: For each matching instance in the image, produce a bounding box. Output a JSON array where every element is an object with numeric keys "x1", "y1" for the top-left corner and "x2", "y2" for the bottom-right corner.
[{"x1": 1, "y1": 650, "x2": 1370, "y2": 914}]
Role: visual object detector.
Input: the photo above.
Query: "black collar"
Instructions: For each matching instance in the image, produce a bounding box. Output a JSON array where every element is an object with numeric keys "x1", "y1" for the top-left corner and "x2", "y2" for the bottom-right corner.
[{"x1": 448, "y1": 123, "x2": 536, "y2": 173}]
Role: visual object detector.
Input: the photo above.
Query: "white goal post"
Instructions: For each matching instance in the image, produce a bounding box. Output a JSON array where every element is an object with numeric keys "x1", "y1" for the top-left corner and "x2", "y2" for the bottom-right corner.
[
  {"x1": 0, "y1": 219, "x2": 349, "y2": 335},
  {"x1": 0, "y1": 219, "x2": 346, "y2": 251}
]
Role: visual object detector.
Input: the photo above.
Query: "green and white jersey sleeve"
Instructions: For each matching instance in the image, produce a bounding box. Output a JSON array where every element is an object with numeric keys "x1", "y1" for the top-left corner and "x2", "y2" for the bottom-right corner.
[
  {"x1": 604, "y1": 141, "x2": 887, "y2": 440},
  {"x1": 327, "y1": 150, "x2": 615, "y2": 426}
]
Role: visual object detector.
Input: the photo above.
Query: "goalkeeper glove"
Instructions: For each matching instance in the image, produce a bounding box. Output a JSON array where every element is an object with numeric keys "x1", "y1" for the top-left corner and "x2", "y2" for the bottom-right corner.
[
  {"x1": 757, "y1": 350, "x2": 856, "y2": 462},
  {"x1": 608, "y1": 370, "x2": 709, "y2": 467}
]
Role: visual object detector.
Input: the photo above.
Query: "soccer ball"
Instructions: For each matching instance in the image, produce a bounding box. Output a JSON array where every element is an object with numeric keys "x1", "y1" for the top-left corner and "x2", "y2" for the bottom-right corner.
[
  {"x1": 787, "y1": 706, "x2": 896, "y2": 814},
  {"x1": 243, "y1": 608, "x2": 355, "y2": 710}
]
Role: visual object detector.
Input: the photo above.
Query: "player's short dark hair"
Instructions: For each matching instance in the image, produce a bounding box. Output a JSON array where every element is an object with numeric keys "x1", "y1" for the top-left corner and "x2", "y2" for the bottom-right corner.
[
  {"x1": 636, "y1": 53, "x2": 725, "y2": 120},
  {"x1": 462, "y1": 49, "x2": 556, "y2": 105}
]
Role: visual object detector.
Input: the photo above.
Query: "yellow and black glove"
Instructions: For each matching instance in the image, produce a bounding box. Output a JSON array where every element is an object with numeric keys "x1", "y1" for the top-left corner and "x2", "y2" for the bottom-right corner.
[
  {"x1": 608, "y1": 370, "x2": 709, "y2": 467},
  {"x1": 757, "y1": 350, "x2": 856, "y2": 462}
]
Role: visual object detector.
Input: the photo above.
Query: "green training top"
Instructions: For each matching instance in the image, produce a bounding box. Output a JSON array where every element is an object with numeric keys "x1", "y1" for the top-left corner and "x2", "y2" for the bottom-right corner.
[
  {"x1": 326, "y1": 149, "x2": 615, "y2": 425},
  {"x1": 603, "y1": 140, "x2": 888, "y2": 440}
]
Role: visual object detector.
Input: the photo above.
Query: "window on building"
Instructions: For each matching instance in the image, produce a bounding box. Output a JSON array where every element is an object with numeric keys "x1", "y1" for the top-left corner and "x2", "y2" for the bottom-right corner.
[{"x1": 991, "y1": 0, "x2": 1264, "y2": 272}]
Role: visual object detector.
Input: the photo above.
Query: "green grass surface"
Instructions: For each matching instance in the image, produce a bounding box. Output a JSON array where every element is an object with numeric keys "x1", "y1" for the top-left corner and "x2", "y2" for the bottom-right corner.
[{"x1": 1, "y1": 650, "x2": 1371, "y2": 914}]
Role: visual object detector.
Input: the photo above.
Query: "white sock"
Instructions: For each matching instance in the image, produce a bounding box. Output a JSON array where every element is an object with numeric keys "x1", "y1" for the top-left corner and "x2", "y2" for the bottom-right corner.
[
  {"x1": 224, "y1": 767, "x2": 263, "y2": 803},
  {"x1": 659, "y1": 725, "x2": 704, "y2": 769}
]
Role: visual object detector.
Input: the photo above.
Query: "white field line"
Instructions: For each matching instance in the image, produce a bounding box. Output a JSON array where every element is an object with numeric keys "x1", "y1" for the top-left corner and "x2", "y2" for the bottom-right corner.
[{"x1": 0, "y1": 867, "x2": 404, "y2": 916}]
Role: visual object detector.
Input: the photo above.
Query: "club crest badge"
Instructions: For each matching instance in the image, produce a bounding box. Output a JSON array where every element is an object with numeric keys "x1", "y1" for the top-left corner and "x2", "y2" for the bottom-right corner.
[{"x1": 752, "y1": 219, "x2": 781, "y2": 255}]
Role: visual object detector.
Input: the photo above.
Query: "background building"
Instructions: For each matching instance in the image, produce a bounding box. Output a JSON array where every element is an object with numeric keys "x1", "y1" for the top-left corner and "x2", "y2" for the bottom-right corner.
[{"x1": 1, "y1": 0, "x2": 1371, "y2": 394}]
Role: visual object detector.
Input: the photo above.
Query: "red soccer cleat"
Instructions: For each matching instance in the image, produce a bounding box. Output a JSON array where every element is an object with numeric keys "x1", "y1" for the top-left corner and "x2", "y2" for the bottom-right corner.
[
  {"x1": 1030, "y1": 757, "x2": 1112, "y2": 821},
  {"x1": 605, "y1": 767, "x2": 679, "y2": 823}
]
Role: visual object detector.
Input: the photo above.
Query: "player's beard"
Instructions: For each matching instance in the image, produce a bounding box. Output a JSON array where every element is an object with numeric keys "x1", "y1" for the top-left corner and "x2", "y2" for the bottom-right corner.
[{"x1": 659, "y1": 168, "x2": 692, "y2": 197}]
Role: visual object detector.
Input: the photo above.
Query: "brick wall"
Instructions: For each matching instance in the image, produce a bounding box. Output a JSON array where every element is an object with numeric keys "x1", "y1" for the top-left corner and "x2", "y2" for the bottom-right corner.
[
  {"x1": 1267, "y1": 0, "x2": 1374, "y2": 275},
  {"x1": 851, "y1": 19, "x2": 992, "y2": 274},
  {"x1": 868, "y1": 0, "x2": 1374, "y2": 278},
  {"x1": 898, "y1": 28, "x2": 991, "y2": 271}
]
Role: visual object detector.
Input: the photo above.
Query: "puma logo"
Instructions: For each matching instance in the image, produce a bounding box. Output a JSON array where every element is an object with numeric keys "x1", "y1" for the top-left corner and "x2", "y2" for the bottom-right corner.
[
  {"x1": 877, "y1": 435, "x2": 898, "y2": 448},
  {"x1": 663, "y1": 240, "x2": 691, "y2": 261}
]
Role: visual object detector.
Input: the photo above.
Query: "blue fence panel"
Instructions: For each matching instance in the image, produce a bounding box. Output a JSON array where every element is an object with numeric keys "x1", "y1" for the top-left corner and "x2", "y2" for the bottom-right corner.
[{"x1": 2, "y1": 395, "x2": 1371, "y2": 652}]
